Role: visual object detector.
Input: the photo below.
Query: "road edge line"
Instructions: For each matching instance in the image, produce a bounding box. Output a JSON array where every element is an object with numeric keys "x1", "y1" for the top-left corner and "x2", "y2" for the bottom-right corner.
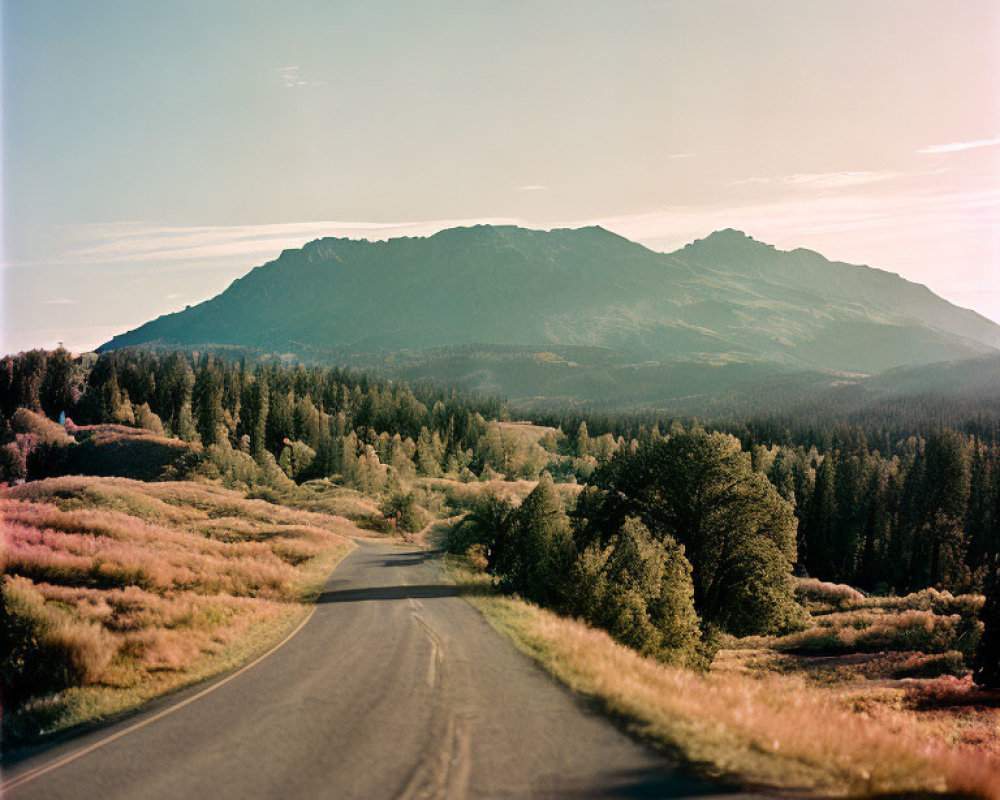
[{"x1": 2, "y1": 604, "x2": 318, "y2": 793}]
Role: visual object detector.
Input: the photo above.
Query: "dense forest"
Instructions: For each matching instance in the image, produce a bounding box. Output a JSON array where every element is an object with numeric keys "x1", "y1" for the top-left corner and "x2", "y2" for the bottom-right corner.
[
  {"x1": 533, "y1": 410, "x2": 1000, "y2": 596},
  {"x1": 2, "y1": 347, "x2": 999, "y2": 683}
]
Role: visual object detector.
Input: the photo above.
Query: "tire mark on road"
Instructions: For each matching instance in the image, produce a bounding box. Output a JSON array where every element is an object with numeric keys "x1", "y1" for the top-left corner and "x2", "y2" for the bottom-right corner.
[
  {"x1": 396, "y1": 596, "x2": 472, "y2": 799},
  {"x1": 394, "y1": 710, "x2": 472, "y2": 800},
  {"x1": 410, "y1": 600, "x2": 445, "y2": 689}
]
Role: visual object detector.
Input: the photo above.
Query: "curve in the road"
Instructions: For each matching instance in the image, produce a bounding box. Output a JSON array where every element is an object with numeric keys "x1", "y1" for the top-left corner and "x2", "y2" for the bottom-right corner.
[{"x1": 3, "y1": 540, "x2": 724, "y2": 800}]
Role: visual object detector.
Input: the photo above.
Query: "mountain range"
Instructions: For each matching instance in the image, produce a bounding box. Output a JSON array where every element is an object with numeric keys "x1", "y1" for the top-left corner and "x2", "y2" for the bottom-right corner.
[{"x1": 100, "y1": 225, "x2": 1000, "y2": 409}]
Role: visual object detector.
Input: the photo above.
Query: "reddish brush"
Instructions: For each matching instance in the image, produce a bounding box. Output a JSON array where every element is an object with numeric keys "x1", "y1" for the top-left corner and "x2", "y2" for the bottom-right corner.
[{"x1": 1, "y1": 476, "x2": 351, "y2": 718}]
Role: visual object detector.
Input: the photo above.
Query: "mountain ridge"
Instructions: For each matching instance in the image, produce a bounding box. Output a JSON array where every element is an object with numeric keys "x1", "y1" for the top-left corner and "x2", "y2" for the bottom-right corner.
[{"x1": 99, "y1": 224, "x2": 1000, "y2": 404}]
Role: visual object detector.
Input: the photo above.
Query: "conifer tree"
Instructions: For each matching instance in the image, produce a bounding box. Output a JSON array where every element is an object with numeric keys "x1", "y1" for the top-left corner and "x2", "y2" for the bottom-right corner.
[
  {"x1": 113, "y1": 389, "x2": 135, "y2": 426},
  {"x1": 156, "y1": 352, "x2": 195, "y2": 434},
  {"x1": 13, "y1": 350, "x2": 47, "y2": 412},
  {"x1": 135, "y1": 403, "x2": 164, "y2": 435},
  {"x1": 193, "y1": 363, "x2": 224, "y2": 446},
  {"x1": 176, "y1": 400, "x2": 197, "y2": 441},
  {"x1": 390, "y1": 434, "x2": 417, "y2": 482},
  {"x1": 803, "y1": 453, "x2": 836, "y2": 577},
  {"x1": 266, "y1": 390, "x2": 295, "y2": 455},
  {"x1": 278, "y1": 445, "x2": 294, "y2": 478},
  {"x1": 248, "y1": 377, "x2": 269, "y2": 460},
  {"x1": 493, "y1": 473, "x2": 575, "y2": 608},
  {"x1": 575, "y1": 421, "x2": 591, "y2": 458},
  {"x1": 39, "y1": 347, "x2": 77, "y2": 419},
  {"x1": 294, "y1": 396, "x2": 321, "y2": 449},
  {"x1": 575, "y1": 429, "x2": 801, "y2": 636}
]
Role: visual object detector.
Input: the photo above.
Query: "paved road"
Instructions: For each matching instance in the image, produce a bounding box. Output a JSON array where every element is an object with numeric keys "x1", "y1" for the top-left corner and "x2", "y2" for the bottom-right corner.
[{"x1": 3, "y1": 540, "x2": 722, "y2": 799}]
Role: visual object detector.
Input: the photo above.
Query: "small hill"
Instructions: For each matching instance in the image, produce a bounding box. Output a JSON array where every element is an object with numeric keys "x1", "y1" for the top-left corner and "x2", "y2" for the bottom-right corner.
[
  {"x1": 64, "y1": 422, "x2": 197, "y2": 481},
  {"x1": 2, "y1": 410, "x2": 197, "y2": 484}
]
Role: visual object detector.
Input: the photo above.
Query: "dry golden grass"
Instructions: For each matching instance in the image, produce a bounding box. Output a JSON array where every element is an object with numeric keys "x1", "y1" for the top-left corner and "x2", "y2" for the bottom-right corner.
[
  {"x1": 416, "y1": 475, "x2": 581, "y2": 508},
  {"x1": 496, "y1": 420, "x2": 559, "y2": 445},
  {"x1": 446, "y1": 559, "x2": 1000, "y2": 798},
  {"x1": 794, "y1": 576, "x2": 984, "y2": 617},
  {"x1": 1, "y1": 475, "x2": 356, "y2": 744},
  {"x1": 273, "y1": 479, "x2": 391, "y2": 532}
]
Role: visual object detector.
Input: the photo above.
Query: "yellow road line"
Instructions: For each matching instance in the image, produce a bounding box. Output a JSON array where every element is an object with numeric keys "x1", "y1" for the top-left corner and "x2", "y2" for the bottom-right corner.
[{"x1": 2, "y1": 605, "x2": 318, "y2": 793}]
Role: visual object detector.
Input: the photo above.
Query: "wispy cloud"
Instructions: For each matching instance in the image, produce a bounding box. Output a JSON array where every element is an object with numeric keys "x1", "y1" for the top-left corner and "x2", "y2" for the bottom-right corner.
[
  {"x1": 783, "y1": 171, "x2": 902, "y2": 188},
  {"x1": 667, "y1": 153, "x2": 694, "y2": 160},
  {"x1": 49, "y1": 217, "x2": 522, "y2": 267},
  {"x1": 276, "y1": 66, "x2": 325, "y2": 88},
  {"x1": 734, "y1": 171, "x2": 901, "y2": 189},
  {"x1": 918, "y1": 135, "x2": 1000, "y2": 154},
  {"x1": 611, "y1": 189, "x2": 995, "y2": 244},
  {"x1": 518, "y1": 185, "x2": 548, "y2": 191},
  {"x1": 43, "y1": 298, "x2": 78, "y2": 305}
]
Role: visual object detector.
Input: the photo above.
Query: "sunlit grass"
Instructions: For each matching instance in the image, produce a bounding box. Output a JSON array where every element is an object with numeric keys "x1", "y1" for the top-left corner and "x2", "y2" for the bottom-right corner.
[
  {"x1": 416, "y1": 475, "x2": 581, "y2": 509},
  {"x1": 1, "y1": 476, "x2": 355, "y2": 746},
  {"x1": 446, "y1": 557, "x2": 1000, "y2": 798}
]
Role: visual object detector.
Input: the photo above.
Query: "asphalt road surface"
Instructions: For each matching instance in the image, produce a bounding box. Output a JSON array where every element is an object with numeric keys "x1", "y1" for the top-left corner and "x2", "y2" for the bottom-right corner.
[{"x1": 3, "y1": 540, "x2": 727, "y2": 799}]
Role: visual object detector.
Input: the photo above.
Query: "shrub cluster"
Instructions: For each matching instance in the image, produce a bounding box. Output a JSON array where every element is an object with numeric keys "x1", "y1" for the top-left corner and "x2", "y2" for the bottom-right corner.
[
  {"x1": 773, "y1": 609, "x2": 981, "y2": 658},
  {"x1": 794, "y1": 577, "x2": 866, "y2": 611},
  {"x1": 452, "y1": 427, "x2": 807, "y2": 667},
  {"x1": 454, "y1": 476, "x2": 703, "y2": 666}
]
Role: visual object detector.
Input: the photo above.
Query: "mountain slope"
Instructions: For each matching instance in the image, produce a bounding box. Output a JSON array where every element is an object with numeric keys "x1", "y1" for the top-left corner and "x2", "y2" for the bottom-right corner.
[
  {"x1": 677, "y1": 229, "x2": 1000, "y2": 354},
  {"x1": 100, "y1": 225, "x2": 1000, "y2": 396}
]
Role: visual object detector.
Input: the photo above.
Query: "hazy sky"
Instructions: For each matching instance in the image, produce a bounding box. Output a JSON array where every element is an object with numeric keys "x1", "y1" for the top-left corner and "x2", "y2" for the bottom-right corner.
[{"x1": 3, "y1": 0, "x2": 999, "y2": 353}]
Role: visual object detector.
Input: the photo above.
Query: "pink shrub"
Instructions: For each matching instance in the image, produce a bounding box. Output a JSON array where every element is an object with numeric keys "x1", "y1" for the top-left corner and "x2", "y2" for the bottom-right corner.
[{"x1": 11, "y1": 408, "x2": 74, "y2": 446}]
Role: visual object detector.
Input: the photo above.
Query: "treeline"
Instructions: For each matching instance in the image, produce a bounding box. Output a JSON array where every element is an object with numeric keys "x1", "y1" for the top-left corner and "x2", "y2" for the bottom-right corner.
[
  {"x1": 529, "y1": 404, "x2": 1000, "y2": 461},
  {"x1": 3, "y1": 348, "x2": 998, "y2": 598},
  {"x1": 533, "y1": 417, "x2": 1000, "y2": 596},
  {"x1": 761, "y1": 428, "x2": 999, "y2": 596},
  {"x1": 1, "y1": 348, "x2": 563, "y2": 488}
]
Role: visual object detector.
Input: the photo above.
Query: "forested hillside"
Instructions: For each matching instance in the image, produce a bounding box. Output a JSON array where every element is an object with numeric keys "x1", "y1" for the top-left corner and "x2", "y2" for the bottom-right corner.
[{"x1": 4, "y1": 347, "x2": 998, "y2": 601}]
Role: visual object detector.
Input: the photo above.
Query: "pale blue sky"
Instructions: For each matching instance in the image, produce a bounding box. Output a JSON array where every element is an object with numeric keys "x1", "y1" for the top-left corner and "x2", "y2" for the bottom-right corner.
[{"x1": 3, "y1": 0, "x2": 999, "y2": 352}]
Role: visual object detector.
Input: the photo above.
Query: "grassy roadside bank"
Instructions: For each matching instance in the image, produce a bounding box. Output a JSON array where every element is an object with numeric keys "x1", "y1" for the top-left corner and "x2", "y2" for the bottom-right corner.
[
  {"x1": 445, "y1": 556, "x2": 999, "y2": 799},
  {"x1": 1, "y1": 476, "x2": 357, "y2": 749}
]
